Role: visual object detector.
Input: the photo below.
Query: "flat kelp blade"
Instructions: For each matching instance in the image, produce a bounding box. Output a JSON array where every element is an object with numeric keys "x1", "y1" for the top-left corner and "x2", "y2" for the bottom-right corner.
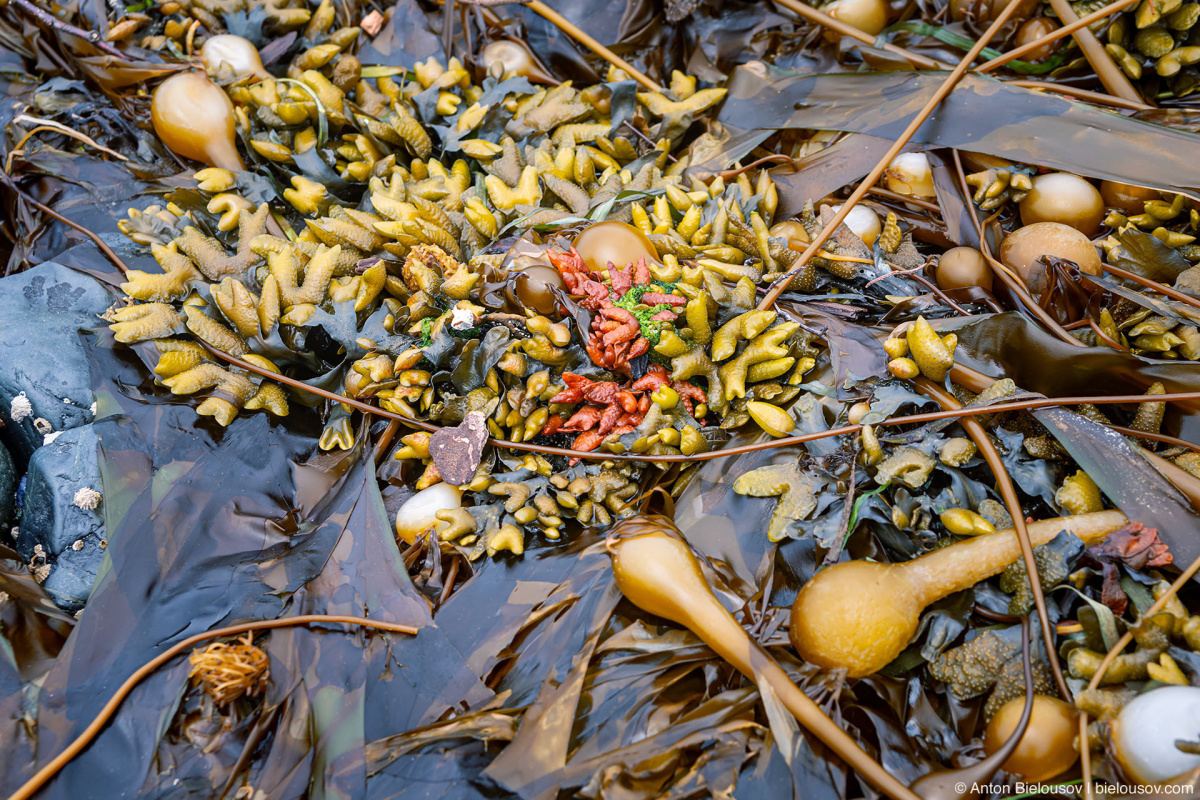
[
  {"x1": 0, "y1": 328, "x2": 485, "y2": 800},
  {"x1": 953, "y1": 312, "x2": 1200, "y2": 442},
  {"x1": 1032, "y1": 407, "x2": 1200, "y2": 574},
  {"x1": 708, "y1": 68, "x2": 1200, "y2": 199}
]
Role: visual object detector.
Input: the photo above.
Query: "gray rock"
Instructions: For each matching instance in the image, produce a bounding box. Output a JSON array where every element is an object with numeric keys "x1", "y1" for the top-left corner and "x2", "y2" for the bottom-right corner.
[
  {"x1": 16, "y1": 424, "x2": 105, "y2": 610},
  {"x1": 0, "y1": 441, "x2": 12, "y2": 526},
  {"x1": 0, "y1": 262, "x2": 113, "y2": 462}
]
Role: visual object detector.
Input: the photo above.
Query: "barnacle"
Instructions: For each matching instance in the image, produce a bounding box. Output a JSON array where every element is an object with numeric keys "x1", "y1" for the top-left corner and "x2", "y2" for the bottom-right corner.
[{"x1": 733, "y1": 462, "x2": 818, "y2": 541}]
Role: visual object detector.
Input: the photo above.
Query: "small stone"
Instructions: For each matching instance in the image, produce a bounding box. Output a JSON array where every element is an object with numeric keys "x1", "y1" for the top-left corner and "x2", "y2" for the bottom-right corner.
[
  {"x1": 16, "y1": 424, "x2": 105, "y2": 610},
  {"x1": 0, "y1": 262, "x2": 113, "y2": 460}
]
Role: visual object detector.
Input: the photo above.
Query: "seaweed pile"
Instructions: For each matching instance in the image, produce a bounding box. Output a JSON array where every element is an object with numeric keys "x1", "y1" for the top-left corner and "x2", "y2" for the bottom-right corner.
[{"x1": 2, "y1": 0, "x2": 1200, "y2": 798}]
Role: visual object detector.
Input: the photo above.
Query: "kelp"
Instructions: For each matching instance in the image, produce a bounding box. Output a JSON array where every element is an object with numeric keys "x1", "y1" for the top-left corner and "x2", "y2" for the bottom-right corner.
[
  {"x1": 707, "y1": 67, "x2": 1200, "y2": 200},
  {"x1": 6, "y1": 1, "x2": 1200, "y2": 798}
]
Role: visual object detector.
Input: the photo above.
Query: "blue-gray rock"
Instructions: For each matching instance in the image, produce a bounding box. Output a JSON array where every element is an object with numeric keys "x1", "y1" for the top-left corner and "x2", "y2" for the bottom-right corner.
[
  {"x1": 0, "y1": 440, "x2": 13, "y2": 526},
  {"x1": 0, "y1": 262, "x2": 113, "y2": 462},
  {"x1": 16, "y1": 424, "x2": 105, "y2": 610}
]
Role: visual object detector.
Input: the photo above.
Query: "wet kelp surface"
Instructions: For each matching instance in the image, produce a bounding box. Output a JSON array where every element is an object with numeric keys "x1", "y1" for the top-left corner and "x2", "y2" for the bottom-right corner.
[{"x1": 3, "y1": 1, "x2": 1200, "y2": 799}]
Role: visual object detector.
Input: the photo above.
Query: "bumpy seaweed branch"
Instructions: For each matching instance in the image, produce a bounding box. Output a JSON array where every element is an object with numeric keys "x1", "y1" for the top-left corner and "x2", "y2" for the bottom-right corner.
[
  {"x1": 916, "y1": 378, "x2": 1072, "y2": 701},
  {"x1": 203, "y1": 342, "x2": 1200, "y2": 463},
  {"x1": 1078, "y1": 550, "x2": 1200, "y2": 800}
]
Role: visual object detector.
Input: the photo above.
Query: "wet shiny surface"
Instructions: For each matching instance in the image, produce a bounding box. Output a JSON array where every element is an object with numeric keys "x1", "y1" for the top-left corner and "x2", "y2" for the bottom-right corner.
[
  {"x1": 1019, "y1": 173, "x2": 1105, "y2": 236},
  {"x1": 936, "y1": 246, "x2": 993, "y2": 290},
  {"x1": 984, "y1": 695, "x2": 1079, "y2": 782},
  {"x1": 151, "y1": 72, "x2": 245, "y2": 171},
  {"x1": 573, "y1": 220, "x2": 659, "y2": 272}
]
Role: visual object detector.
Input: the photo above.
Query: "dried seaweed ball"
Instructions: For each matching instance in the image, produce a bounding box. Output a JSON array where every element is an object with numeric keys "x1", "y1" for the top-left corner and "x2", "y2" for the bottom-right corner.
[
  {"x1": 1000, "y1": 222, "x2": 1101, "y2": 296},
  {"x1": 937, "y1": 247, "x2": 992, "y2": 291},
  {"x1": 1112, "y1": 686, "x2": 1200, "y2": 783},
  {"x1": 200, "y1": 35, "x2": 269, "y2": 79}
]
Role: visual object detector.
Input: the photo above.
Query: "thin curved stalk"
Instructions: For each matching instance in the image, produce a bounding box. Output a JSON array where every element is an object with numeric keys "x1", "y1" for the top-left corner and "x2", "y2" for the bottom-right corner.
[
  {"x1": 8, "y1": 615, "x2": 418, "y2": 800},
  {"x1": 772, "y1": 0, "x2": 952, "y2": 70},
  {"x1": 1044, "y1": 0, "x2": 1145, "y2": 104},
  {"x1": 1079, "y1": 549, "x2": 1200, "y2": 800},
  {"x1": 977, "y1": 0, "x2": 1140, "y2": 73},
  {"x1": 916, "y1": 378, "x2": 1073, "y2": 700},
  {"x1": 757, "y1": 1, "x2": 1026, "y2": 311}
]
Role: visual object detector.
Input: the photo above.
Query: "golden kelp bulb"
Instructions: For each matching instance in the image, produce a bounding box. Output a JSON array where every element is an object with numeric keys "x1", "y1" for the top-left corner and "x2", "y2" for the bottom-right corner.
[
  {"x1": 789, "y1": 511, "x2": 1126, "y2": 677},
  {"x1": 885, "y1": 152, "x2": 936, "y2": 198},
  {"x1": 1000, "y1": 222, "x2": 1101, "y2": 296},
  {"x1": 984, "y1": 696, "x2": 1079, "y2": 782},
  {"x1": 200, "y1": 34, "x2": 269, "y2": 80},
  {"x1": 937, "y1": 246, "x2": 993, "y2": 291},
  {"x1": 1019, "y1": 173, "x2": 1105, "y2": 236},
  {"x1": 151, "y1": 72, "x2": 245, "y2": 172},
  {"x1": 831, "y1": 204, "x2": 882, "y2": 247},
  {"x1": 1014, "y1": 17, "x2": 1060, "y2": 61},
  {"x1": 479, "y1": 40, "x2": 556, "y2": 84},
  {"x1": 1099, "y1": 180, "x2": 1161, "y2": 215},
  {"x1": 573, "y1": 220, "x2": 659, "y2": 272},
  {"x1": 824, "y1": 0, "x2": 889, "y2": 36},
  {"x1": 507, "y1": 264, "x2": 567, "y2": 316},
  {"x1": 394, "y1": 483, "x2": 462, "y2": 544},
  {"x1": 769, "y1": 219, "x2": 811, "y2": 251},
  {"x1": 1112, "y1": 686, "x2": 1200, "y2": 783}
]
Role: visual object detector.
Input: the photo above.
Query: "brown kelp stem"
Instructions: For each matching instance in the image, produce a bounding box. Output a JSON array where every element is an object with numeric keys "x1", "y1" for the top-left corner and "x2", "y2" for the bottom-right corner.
[
  {"x1": 1043, "y1": 0, "x2": 1145, "y2": 104},
  {"x1": 203, "y1": 340, "x2": 1200, "y2": 462},
  {"x1": 771, "y1": 0, "x2": 952, "y2": 70},
  {"x1": 915, "y1": 378, "x2": 1073, "y2": 700},
  {"x1": 1078, "y1": 549, "x2": 1200, "y2": 800},
  {"x1": 977, "y1": 0, "x2": 1140, "y2": 73},
  {"x1": 1102, "y1": 263, "x2": 1200, "y2": 312},
  {"x1": 0, "y1": 170, "x2": 131, "y2": 277},
  {"x1": 1002, "y1": 80, "x2": 1153, "y2": 110},
  {"x1": 758, "y1": 0, "x2": 1025, "y2": 311},
  {"x1": 7, "y1": 615, "x2": 418, "y2": 800},
  {"x1": 950, "y1": 150, "x2": 1084, "y2": 347},
  {"x1": 521, "y1": 0, "x2": 663, "y2": 91},
  {"x1": 606, "y1": 515, "x2": 922, "y2": 800},
  {"x1": 791, "y1": 511, "x2": 1125, "y2": 676},
  {"x1": 8, "y1": 0, "x2": 130, "y2": 60}
]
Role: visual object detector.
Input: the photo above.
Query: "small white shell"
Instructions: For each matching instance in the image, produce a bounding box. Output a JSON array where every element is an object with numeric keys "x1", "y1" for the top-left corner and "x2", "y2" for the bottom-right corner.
[
  {"x1": 1114, "y1": 686, "x2": 1200, "y2": 783},
  {"x1": 831, "y1": 204, "x2": 882, "y2": 247},
  {"x1": 395, "y1": 483, "x2": 463, "y2": 544}
]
